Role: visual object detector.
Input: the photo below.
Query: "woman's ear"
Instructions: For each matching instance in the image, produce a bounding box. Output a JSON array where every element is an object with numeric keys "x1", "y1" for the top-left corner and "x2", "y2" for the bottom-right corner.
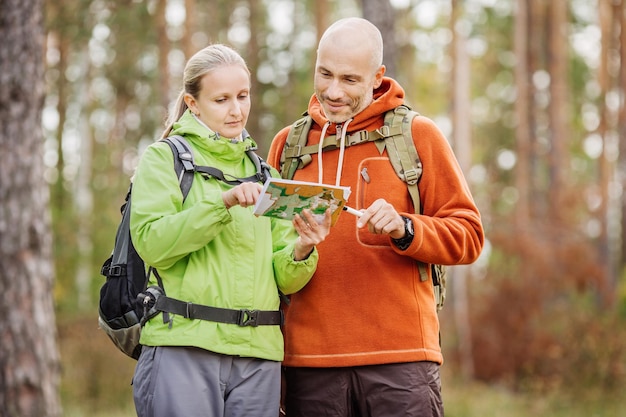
[{"x1": 183, "y1": 93, "x2": 198, "y2": 115}]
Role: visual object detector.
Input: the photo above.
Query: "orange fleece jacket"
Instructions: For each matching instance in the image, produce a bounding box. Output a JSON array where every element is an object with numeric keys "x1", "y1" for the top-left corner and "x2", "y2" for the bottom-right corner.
[{"x1": 267, "y1": 77, "x2": 484, "y2": 367}]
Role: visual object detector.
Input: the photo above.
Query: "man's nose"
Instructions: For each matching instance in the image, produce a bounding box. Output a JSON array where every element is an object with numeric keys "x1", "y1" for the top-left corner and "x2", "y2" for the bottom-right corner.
[{"x1": 325, "y1": 79, "x2": 344, "y2": 100}]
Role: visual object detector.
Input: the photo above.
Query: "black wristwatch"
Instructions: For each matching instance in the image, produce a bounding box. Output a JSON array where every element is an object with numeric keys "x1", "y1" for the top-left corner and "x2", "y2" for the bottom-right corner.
[{"x1": 392, "y1": 216, "x2": 414, "y2": 250}]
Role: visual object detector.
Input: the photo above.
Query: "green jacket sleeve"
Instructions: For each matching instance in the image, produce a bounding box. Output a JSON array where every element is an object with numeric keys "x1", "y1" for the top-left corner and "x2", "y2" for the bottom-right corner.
[
  {"x1": 130, "y1": 142, "x2": 233, "y2": 269},
  {"x1": 271, "y1": 221, "x2": 319, "y2": 295}
]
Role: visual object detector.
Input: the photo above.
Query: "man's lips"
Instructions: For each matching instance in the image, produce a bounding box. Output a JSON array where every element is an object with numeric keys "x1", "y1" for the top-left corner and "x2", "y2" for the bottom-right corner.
[{"x1": 324, "y1": 101, "x2": 347, "y2": 112}]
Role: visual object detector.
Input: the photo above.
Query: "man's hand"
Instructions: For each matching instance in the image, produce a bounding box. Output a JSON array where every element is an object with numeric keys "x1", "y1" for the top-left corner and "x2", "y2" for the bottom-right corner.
[{"x1": 357, "y1": 198, "x2": 405, "y2": 239}]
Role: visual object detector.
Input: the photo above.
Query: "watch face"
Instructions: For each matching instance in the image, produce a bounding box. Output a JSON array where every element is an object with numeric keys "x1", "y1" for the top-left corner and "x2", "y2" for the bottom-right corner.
[{"x1": 405, "y1": 217, "x2": 414, "y2": 236}]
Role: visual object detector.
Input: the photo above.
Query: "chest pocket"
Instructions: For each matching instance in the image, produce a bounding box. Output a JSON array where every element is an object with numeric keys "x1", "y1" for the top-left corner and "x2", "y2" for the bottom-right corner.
[{"x1": 355, "y1": 157, "x2": 413, "y2": 247}]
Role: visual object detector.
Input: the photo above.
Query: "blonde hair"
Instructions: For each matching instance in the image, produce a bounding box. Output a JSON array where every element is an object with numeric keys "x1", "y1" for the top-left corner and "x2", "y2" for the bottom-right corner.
[{"x1": 161, "y1": 44, "x2": 250, "y2": 138}]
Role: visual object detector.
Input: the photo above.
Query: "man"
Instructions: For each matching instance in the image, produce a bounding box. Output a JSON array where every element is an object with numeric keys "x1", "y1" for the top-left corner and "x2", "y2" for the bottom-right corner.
[{"x1": 267, "y1": 17, "x2": 484, "y2": 417}]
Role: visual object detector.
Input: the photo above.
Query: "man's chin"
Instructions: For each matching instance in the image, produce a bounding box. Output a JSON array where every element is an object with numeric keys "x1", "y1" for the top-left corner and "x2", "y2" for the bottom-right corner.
[{"x1": 325, "y1": 112, "x2": 351, "y2": 124}]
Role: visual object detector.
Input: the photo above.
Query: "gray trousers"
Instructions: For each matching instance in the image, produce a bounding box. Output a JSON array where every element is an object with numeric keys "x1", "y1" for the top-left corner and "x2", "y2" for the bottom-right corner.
[{"x1": 133, "y1": 346, "x2": 281, "y2": 417}]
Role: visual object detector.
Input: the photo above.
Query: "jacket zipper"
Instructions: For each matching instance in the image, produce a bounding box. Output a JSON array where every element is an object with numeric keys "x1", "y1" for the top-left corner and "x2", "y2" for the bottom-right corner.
[{"x1": 359, "y1": 167, "x2": 370, "y2": 209}]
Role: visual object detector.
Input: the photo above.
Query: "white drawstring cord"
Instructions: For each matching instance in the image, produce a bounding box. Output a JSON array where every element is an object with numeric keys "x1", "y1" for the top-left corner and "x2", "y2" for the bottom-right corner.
[
  {"x1": 317, "y1": 122, "x2": 331, "y2": 184},
  {"x1": 316, "y1": 119, "x2": 353, "y2": 186},
  {"x1": 335, "y1": 118, "x2": 353, "y2": 186}
]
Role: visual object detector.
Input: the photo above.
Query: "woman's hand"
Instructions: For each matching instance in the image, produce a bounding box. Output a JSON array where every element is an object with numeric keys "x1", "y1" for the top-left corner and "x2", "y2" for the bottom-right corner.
[
  {"x1": 222, "y1": 182, "x2": 263, "y2": 209},
  {"x1": 292, "y1": 209, "x2": 332, "y2": 261}
]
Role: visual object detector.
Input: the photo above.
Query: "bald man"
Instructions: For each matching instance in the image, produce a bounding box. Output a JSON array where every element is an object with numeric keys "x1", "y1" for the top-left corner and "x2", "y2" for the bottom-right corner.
[{"x1": 268, "y1": 17, "x2": 484, "y2": 417}]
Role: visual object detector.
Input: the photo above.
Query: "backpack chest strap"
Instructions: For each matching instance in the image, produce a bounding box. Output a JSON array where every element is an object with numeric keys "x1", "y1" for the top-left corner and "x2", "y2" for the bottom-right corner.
[{"x1": 283, "y1": 124, "x2": 403, "y2": 160}]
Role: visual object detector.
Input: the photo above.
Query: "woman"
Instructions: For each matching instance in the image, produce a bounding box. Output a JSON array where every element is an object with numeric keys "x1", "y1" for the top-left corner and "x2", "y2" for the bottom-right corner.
[{"x1": 130, "y1": 44, "x2": 330, "y2": 417}]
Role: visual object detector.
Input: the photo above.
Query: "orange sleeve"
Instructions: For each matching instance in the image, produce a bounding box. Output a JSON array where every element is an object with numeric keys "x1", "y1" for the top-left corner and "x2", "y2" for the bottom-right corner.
[{"x1": 266, "y1": 126, "x2": 291, "y2": 170}]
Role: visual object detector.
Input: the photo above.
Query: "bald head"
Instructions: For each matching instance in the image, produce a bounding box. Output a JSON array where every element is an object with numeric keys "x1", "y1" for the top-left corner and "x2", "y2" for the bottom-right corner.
[
  {"x1": 313, "y1": 18, "x2": 386, "y2": 123},
  {"x1": 318, "y1": 18, "x2": 383, "y2": 73}
]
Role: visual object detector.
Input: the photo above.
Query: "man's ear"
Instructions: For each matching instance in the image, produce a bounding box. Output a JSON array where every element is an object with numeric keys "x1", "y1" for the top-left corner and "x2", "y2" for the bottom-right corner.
[{"x1": 373, "y1": 65, "x2": 386, "y2": 89}]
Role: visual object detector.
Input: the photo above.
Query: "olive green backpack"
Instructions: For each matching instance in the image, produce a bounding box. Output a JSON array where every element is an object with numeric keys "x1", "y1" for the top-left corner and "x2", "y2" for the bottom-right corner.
[{"x1": 279, "y1": 104, "x2": 447, "y2": 312}]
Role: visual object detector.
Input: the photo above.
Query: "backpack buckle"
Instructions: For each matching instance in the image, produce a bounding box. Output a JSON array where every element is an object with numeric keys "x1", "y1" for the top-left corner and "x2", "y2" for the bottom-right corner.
[
  {"x1": 404, "y1": 168, "x2": 421, "y2": 185},
  {"x1": 346, "y1": 130, "x2": 368, "y2": 146},
  {"x1": 108, "y1": 265, "x2": 125, "y2": 277},
  {"x1": 178, "y1": 152, "x2": 193, "y2": 162},
  {"x1": 284, "y1": 145, "x2": 302, "y2": 159},
  {"x1": 238, "y1": 309, "x2": 259, "y2": 327},
  {"x1": 376, "y1": 125, "x2": 391, "y2": 138}
]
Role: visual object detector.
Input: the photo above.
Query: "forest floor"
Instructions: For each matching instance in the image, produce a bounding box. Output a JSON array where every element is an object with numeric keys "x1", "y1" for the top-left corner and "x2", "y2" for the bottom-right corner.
[{"x1": 58, "y1": 315, "x2": 624, "y2": 417}]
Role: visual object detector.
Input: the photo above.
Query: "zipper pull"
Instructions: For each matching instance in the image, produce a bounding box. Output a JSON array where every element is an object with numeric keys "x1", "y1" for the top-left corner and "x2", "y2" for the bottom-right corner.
[{"x1": 361, "y1": 167, "x2": 371, "y2": 183}]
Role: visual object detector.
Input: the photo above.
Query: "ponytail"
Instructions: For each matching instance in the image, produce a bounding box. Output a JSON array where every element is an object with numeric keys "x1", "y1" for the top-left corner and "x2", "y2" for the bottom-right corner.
[{"x1": 161, "y1": 89, "x2": 188, "y2": 139}]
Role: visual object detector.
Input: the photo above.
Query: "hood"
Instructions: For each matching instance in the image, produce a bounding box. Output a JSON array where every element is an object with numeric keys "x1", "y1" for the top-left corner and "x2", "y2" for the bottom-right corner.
[
  {"x1": 170, "y1": 110, "x2": 257, "y2": 162},
  {"x1": 304, "y1": 77, "x2": 406, "y2": 186},
  {"x1": 307, "y1": 77, "x2": 406, "y2": 134}
]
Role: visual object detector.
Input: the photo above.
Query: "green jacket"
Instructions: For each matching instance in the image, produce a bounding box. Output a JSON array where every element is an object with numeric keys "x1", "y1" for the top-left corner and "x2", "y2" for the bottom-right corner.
[{"x1": 130, "y1": 111, "x2": 318, "y2": 361}]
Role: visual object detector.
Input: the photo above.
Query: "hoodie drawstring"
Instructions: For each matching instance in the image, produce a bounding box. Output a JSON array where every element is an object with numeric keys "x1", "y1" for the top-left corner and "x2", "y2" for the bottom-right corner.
[
  {"x1": 317, "y1": 122, "x2": 330, "y2": 184},
  {"x1": 317, "y1": 118, "x2": 353, "y2": 186},
  {"x1": 335, "y1": 118, "x2": 353, "y2": 186}
]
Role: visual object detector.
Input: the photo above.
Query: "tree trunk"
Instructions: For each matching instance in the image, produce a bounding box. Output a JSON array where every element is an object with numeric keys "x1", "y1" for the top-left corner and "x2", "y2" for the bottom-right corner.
[
  {"x1": 183, "y1": 0, "x2": 198, "y2": 59},
  {"x1": 597, "y1": 0, "x2": 616, "y2": 302},
  {"x1": 547, "y1": 0, "x2": 568, "y2": 219},
  {"x1": 528, "y1": 0, "x2": 547, "y2": 217},
  {"x1": 314, "y1": 0, "x2": 330, "y2": 43},
  {"x1": 617, "y1": 0, "x2": 626, "y2": 274},
  {"x1": 0, "y1": 0, "x2": 61, "y2": 415},
  {"x1": 73, "y1": 57, "x2": 95, "y2": 309},
  {"x1": 246, "y1": 0, "x2": 262, "y2": 142},
  {"x1": 514, "y1": 0, "x2": 531, "y2": 227},
  {"x1": 155, "y1": 0, "x2": 170, "y2": 114},
  {"x1": 449, "y1": 0, "x2": 474, "y2": 380},
  {"x1": 361, "y1": 0, "x2": 396, "y2": 78}
]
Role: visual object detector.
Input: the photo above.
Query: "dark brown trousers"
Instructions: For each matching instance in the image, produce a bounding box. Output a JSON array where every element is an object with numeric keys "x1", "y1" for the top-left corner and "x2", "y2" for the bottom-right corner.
[{"x1": 283, "y1": 361, "x2": 443, "y2": 417}]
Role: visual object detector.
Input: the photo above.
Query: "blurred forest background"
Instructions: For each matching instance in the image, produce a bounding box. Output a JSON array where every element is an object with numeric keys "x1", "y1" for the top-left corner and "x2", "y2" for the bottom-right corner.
[{"x1": 2, "y1": 0, "x2": 626, "y2": 415}]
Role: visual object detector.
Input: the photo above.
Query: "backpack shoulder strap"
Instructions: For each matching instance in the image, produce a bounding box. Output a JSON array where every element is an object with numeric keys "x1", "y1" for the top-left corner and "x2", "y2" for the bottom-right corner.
[
  {"x1": 382, "y1": 105, "x2": 422, "y2": 213},
  {"x1": 382, "y1": 105, "x2": 433, "y2": 283},
  {"x1": 241, "y1": 127, "x2": 272, "y2": 184},
  {"x1": 165, "y1": 130, "x2": 270, "y2": 188},
  {"x1": 162, "y1": 135, "x2": 195, "y2": 201},
  {"x1": 245, "y1": 148, "x2": 272, "y2": 184},
  {"x1": 281, "y1": 113, "x2": 313, "y2": 179}
]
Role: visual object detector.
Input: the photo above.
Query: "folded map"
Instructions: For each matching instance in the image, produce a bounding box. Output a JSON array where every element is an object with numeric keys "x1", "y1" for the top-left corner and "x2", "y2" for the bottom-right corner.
[{"x1": 253, "y1": 178, "x2": 351, "y2": 226}]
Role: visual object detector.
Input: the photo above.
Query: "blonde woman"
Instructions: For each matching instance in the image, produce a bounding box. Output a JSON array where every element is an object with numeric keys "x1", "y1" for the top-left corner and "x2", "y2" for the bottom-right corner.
[{"x1": 130, "y1": 44, "x2": 330, "y2": 417}]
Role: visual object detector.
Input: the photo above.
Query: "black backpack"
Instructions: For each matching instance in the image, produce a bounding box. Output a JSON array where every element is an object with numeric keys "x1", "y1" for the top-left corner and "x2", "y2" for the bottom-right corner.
[{"x1": 98, "y1": 133, "x2": 272, "y2": 359}]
